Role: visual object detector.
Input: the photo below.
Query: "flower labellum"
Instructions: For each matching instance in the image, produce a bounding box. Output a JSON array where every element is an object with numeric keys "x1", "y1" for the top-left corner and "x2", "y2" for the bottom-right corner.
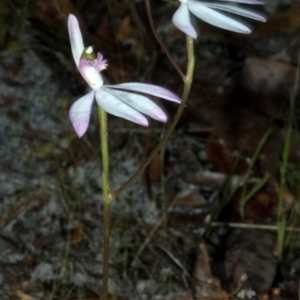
[
  {"x1": 68, "y1": 14, "x2": 180, "y2": 137},
  {"x1": 172, "y1": 0, "x2": 267, "y2": 39}
]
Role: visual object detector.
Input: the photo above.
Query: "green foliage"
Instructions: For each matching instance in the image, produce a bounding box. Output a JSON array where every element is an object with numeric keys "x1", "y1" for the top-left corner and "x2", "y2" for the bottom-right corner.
[{"x1": 277, "y1": 92, "x2": 296, "y2": 256}]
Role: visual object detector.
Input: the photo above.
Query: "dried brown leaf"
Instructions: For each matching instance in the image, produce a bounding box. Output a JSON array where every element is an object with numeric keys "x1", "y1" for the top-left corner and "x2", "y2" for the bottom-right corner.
[{"x1": 16, "y1": 291, "x2": 38, "y2": 300}]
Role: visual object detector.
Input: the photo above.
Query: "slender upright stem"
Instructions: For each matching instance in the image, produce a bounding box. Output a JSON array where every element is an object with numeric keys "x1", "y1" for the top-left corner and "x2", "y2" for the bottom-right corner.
[
  {"x1": 110, "y1": 36, "x2": 195, "y2": 201},
  {"x1": 98, "y1": 106, "x2": 111, "y2": 300}
]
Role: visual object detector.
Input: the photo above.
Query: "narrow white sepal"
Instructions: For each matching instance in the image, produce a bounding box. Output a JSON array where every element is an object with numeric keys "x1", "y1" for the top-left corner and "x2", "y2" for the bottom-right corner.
[
  {"x1": 200, "y1": 2, "x2": 267, "y2": 22},
  {"x1": 104, "y1": 88, "x2": 168, "y2": 122},
  {"x1": 106, "y1": 83, "x2": 181, "y2": 103},
  {"x1": 68, "y1": 14, "x2": 85, "y2": 67},
  {"x1": 217, "y1": 0, "x2": 264, "y2": 4},
  {"x1": 95, "y1": 89, "x2": 149, "y2": 126}
]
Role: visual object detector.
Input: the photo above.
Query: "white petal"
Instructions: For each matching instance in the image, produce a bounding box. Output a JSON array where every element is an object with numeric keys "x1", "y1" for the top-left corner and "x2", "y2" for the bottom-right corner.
[
  {"x1": 172, "y1": 3, "x2": 197, "y2": 39},
  {"x1": 95, "y1": 89, "x2": 149, "y2": 126},
  {"x1": 200, "y1": 2, "x2": 267, "y2": 22},
  {"x1": 69, "y1": 91, "x2": 95, "y2": 138},
  {"x1": 217, "y1": 0, "x2": 264, "y2": 4},
  {"x1": 68, "y1": 14, "x2": 85, "y2": 67},
  {"x1": 79, "y1": 59, "x2": 104, "y2": 90},
  {"x1": 106, "y1": 83, "x2": 181, "y2": 103},
  {"x1": 104, "y1": 88, "x2": 167, "y2": 122},
  {"x1": 187, "y1": 1, "x2": 252, "y2": 33}
]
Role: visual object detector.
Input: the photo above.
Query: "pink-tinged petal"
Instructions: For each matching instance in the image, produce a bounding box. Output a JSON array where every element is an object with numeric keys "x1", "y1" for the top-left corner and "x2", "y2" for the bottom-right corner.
[
  {"x1": 201, "y1": 2, "x2": 267, "y2": 22},
  {"x1": 79, "y1": 59, "x2": 104, "y2": 90},
  {"x1": 68, "y1": 14, "x2": 85, "y2": 67},
  {"x1": 69, "y1": 91, "x2": 95, "y2": 138},
  {"x1": 172, "y1": 3, "x2": 197, "y2": 39},
  {"x1": 106, "y1": 83, "x2": 181, "y2": 103},
  {"x1": 104, "y1": 88, "x2": 168, "y2": 123},
  {"x1": 95, "y1": 89, "x2": 149, "y2": 126},
  {"x1": 187, "y1": 1, "x2": 252, "y2": 34},
  {"x1": 217, "y1": 0, "x2": 264, "y2": 4}
]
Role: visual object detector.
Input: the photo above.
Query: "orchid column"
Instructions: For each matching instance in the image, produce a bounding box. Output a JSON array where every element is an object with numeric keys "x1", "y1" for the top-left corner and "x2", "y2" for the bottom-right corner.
[{"x1": 67, "y1": 14, "x2": 180, "y2": 300}]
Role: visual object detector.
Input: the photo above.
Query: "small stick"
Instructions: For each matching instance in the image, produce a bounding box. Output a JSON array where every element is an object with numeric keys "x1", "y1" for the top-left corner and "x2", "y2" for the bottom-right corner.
[{"x1": 210, "y1": 222, "x2": 300, "y2": 233}]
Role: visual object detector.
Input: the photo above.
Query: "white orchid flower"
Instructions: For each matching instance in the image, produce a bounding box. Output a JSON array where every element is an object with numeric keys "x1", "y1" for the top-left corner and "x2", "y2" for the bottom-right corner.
[
  {"x1": 172, "y1": 0, "x2": 267, "y2": 38},
  {"x1": 68, "y1": 14, "x2": 180, "y2": 137}
]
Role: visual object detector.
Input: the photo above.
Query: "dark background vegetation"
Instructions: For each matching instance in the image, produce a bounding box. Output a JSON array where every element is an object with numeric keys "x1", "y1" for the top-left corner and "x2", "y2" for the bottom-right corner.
[{"x1": 1, "y1": 0, "x2": 300, "y2": 299}]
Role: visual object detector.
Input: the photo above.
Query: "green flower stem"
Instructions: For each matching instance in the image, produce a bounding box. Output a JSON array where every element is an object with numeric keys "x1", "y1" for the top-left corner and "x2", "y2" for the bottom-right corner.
[
  {"x1": 110, "y1": 36, "x2": 195, "y2": 201},
  {"x1": 98, "y1": 106, "x2": 111, "y2": 300}
]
